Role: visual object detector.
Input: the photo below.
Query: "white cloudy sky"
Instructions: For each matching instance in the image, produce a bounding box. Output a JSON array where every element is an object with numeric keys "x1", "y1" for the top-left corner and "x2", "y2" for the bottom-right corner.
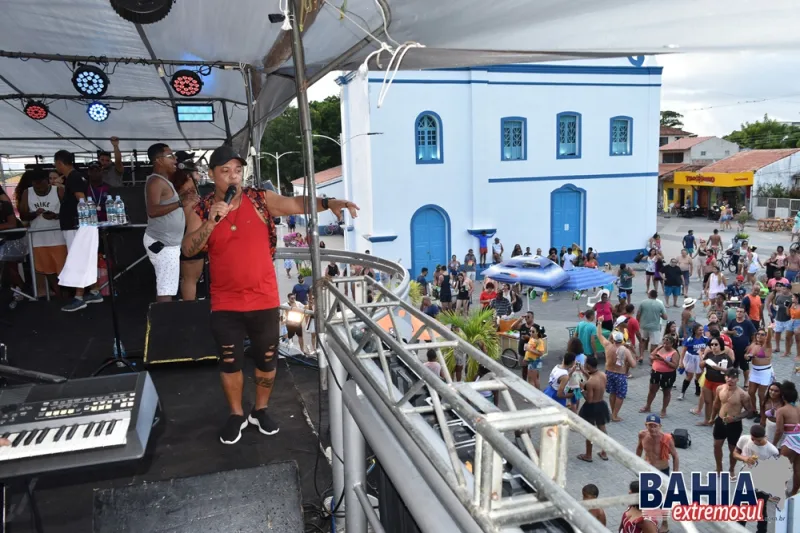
[{"x1": 305, "y1": 51, "x2": 800, "y2": 138}]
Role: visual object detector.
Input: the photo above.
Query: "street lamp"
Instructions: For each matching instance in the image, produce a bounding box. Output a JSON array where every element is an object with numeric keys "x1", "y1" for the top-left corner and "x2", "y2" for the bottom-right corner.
[
  {"x1": 297, "y1": 132, "x2": 384, "y2": 146},
  {"x1": 259, "y1": 151, "x2": 299, "y2": 194}
]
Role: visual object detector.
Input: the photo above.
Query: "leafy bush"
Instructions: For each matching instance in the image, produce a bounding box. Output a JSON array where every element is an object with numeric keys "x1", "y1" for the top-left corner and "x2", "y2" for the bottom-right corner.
[
  {"x1": 438, "y1": 309, "x2": 499, "y2": 382},
  {"x1": 755, "y1": 183, "x2": 791, "y2": 199},
  {"x1": 298, "y1": 266, "x2": 313, "y2": 277},
  {"x1": 408, "y1": 281, "x2": 423, "y2": 307}
]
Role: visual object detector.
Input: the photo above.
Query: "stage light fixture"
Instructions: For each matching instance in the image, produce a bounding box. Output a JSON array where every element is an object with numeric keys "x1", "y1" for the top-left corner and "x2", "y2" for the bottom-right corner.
[
  {"x1": 170, "y1": 70, "x2": 203, "y2": 97},
  {"x1": 24, "y1": 101, "x2": 49, "y2": 121},
  {"x1": 110, "y1": 0, "x2": 174, "y2": 25},
  {"x1": 72, "y1": 64, "x2": 110, "y2": 97},
  {"x1": 87, "y1": 102, "x2": 110, "y2": 122}
]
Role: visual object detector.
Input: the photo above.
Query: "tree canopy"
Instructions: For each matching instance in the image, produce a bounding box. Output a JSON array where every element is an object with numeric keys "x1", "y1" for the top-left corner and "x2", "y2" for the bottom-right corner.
[
  {"x1": 259, "y1": 95, "x2": 342, "y2": 194},
  {"x1": 660, "y1": 110, "x2": 684, "y2": 128},
  {"x1": 724, "y1": 114, "x2": 800, "y2": 149}
]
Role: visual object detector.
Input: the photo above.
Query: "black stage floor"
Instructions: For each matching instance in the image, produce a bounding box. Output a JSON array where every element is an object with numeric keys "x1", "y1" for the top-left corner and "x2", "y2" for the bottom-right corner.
[{"x1": 0, "y1": 290, "x2": 331, "y2": 533}]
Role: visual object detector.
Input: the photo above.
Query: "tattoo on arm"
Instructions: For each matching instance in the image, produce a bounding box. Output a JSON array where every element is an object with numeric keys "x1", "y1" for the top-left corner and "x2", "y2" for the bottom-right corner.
[
  {"x1": 254, "y1": 376, "x2": 275, "y2": 389},
  {"x1": 183, "y1": 222, "x2": 213, "y2": 257}
]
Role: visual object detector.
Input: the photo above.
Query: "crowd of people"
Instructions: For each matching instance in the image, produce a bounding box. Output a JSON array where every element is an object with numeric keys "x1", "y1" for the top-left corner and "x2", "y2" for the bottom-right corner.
[{"x1": 407, "y1": 225, "x2": 800, "y2": 531}]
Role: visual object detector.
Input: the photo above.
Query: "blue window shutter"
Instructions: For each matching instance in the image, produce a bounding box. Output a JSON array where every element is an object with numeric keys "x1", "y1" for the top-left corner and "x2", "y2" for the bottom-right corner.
[
  {"x1": 558, "y1": 114, "x2": 578, "y2": 157},
  {"x1": 415, "y1": 112, "x2": 443, "y2": 163},
  {"x1": 611, "y1": 117, "x2": 632, "y2": 156},
  {"x1": 501, "y1": 118, "x2": 525, "y2": 161}
]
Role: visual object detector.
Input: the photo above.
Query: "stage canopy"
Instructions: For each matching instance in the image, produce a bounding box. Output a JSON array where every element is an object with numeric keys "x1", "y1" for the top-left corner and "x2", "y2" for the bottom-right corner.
[{"x1": 0, "y1": 0, "x2": 798, "y2": 157}]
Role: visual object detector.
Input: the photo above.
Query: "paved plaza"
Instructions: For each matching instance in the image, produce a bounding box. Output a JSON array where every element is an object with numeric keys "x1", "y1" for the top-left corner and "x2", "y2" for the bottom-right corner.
[{"x1": 276, "y1": 218, "x2": 798, "y2": 531}]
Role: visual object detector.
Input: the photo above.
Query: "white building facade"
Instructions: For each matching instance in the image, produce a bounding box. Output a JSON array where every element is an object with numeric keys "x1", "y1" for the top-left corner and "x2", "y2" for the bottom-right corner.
[{"x1": 338, "y1": 59, "x2": 661, "y2": 275}]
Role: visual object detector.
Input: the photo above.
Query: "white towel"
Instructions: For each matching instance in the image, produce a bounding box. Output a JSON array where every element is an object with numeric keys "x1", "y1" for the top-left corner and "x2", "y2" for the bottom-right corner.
[{"x1": 59, "y1": 227, "x2": 98, "y2": 288}]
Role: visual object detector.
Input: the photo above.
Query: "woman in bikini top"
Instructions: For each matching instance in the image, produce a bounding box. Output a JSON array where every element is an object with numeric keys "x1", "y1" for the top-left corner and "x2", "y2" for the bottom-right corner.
[{"x1": 745, "y1": 327, "x2": 772, "y2": 366}]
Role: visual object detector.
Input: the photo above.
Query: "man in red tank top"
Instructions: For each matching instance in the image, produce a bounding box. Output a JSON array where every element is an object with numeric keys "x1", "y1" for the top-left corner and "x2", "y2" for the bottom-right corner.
[{"x1": 183, "y1": 146, "x2": 358, "y2": 444}]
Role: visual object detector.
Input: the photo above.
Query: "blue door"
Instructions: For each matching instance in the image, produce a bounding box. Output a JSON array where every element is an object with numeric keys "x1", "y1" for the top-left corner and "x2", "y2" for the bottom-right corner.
[
  {"x1": 551, "y1": 186, "x2": 583, "y2": 250},
  {"x1": 411, "y1": 206, "x2": 448, "y2": 276}
]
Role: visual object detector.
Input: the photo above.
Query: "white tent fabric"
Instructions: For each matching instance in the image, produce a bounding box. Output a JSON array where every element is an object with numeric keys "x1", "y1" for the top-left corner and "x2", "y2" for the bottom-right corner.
[{"x1": 0, "y1": 0, "x2": 798, "y2": 157}]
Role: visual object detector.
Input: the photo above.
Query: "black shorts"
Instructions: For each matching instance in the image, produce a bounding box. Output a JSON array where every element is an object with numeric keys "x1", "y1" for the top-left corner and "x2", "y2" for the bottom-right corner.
[
  {"x1": 210, "y1": 308, "x2": 280, "y2": 369},
  {"x1": 733, "y1": 349, "x2": 750, "y2": 371},
  {"x1": 650, "y1": 369, "x2": 677, "y2": 390},
  {"x1": 286, "y1": 324, "x2": 303, "y2": 339},
  {"x1": 703, "y1": 272, "x2": 712, "y2": 284},
  {"x1": 578, "y1": 401, "x2": 611, "y2": 427},
  {"x1": 713, "y1": 417, "x2": 743, "y2": 446}
]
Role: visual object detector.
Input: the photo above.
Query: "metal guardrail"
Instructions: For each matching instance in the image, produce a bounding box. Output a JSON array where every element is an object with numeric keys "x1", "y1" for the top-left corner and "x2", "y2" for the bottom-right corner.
[{"x1": 311, "y1": 260, "x2": 746, "y2": 533}]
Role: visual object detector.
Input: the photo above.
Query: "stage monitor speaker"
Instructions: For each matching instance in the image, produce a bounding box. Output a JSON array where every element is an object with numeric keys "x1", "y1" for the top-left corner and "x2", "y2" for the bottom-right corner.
[
  {"x1": 143, "y1": 300, "x2": 218, "y2": 365},
  {"x1": 93, "y1": 462, "x2": 304, "y2": 532}
]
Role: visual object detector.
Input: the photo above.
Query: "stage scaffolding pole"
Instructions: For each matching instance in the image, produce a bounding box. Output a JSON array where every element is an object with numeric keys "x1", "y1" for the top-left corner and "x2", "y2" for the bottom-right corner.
[{"x1": 288, "y1": 0, "x2": 343, "y2": 508}]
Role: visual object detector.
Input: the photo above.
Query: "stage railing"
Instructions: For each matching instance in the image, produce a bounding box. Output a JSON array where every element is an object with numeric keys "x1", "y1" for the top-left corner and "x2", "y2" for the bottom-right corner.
[{"x1": 288, "y1": 252, "x2": 746, "y2": 533}]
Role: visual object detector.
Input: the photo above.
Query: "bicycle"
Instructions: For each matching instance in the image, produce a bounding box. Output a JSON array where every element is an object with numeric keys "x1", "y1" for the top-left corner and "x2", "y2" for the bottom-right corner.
[{"x1": 717, "y1": 252, "x2": 739, "y2": 274}]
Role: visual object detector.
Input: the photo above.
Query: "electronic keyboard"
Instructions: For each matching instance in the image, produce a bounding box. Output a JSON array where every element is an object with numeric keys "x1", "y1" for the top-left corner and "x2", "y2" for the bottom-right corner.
[{"x1": 0, "y1": 371, "x2": 158, "y2": 479}]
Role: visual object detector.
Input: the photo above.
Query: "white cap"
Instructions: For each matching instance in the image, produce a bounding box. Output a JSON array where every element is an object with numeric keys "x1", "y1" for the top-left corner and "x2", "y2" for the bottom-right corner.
[{"x1": 611, "y1": 331, "x2": 624, "y2": 343}]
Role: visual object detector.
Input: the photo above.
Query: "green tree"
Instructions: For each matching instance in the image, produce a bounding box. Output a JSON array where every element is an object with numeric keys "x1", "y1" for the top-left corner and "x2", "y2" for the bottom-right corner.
[
  {"x1": 660, "y1": 110, "x2": 684, "y2": 128},
  {"x1": 438, "y1": 309, "x2": 500, "y2": 382},
  {"x1": 724, "y1": 114, "x2": 800, "y2": 149},
  {"x1": 259, "y1": 96, "x2": 342, "y2": 194}
]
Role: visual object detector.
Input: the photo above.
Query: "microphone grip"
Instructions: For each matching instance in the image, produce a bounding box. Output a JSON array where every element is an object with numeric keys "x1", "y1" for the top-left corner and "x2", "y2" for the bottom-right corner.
[{"x1": 214, "y1": 186, "x2": 237, "y2": 223}]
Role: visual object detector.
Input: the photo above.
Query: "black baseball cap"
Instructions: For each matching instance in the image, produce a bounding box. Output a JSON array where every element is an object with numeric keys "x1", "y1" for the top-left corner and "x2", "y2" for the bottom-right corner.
[
  {"x1": 209, "y1": 145, "x2": 247, "y2": 169},
  {"x1": 174, "y1": 151, "x2": 195, "y2": 163}
]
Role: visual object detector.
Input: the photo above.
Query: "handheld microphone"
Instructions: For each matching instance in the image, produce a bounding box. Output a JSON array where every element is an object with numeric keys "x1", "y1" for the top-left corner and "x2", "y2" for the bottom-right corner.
[{"x1": 215, "y1": 185, "x2": 237, "y2": 222}]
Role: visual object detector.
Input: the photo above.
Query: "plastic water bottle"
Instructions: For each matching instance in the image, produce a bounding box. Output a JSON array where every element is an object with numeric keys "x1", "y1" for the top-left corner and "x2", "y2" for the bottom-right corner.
[
  {"x1": 78, "y1": 198, "x2": 88, "y2": 227},
  {"x1": 86, "y1": 197, "x2": 97, "y2": 226},
  {"x1": 106, "y1": 196, "x2": 116, "y2": 225},
  {"x1": 115, "y1": 195, "x2": 127, "y2": 225}
]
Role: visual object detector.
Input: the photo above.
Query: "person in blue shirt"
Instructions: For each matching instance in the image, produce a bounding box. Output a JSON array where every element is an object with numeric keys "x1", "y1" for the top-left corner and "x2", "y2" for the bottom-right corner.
[
  {"x1": 287, "y1": 214, "x2": 296, "y2": 232},
  {"x1": 421, "y1": 296, "x2": 440, "y2": 318},
  {"x1": 478, "y1": 231, "x2": 489, "y2": 267},
  {"x1": 726, "y1": 275, "x2": 747, "y2": 299},
  {"x1": 682, "y1": 230, "x2": 696, "y2": 255},
  {"x1": 415, "y1": 267, "x2": 429, "y2": 296},
  {"x1": 292, "y1": 274, "x2": 310, "y2": 304}
]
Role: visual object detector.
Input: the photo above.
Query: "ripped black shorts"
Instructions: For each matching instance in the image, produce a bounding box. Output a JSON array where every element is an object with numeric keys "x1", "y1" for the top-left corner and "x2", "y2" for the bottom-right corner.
[{"x1": 210, "y1": 308, "x2": 280, "y2": 373}]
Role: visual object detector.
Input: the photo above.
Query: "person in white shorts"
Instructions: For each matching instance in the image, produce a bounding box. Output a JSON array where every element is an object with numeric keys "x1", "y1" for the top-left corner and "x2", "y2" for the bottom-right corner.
[{"x1": 143, "y1": 143, "x2": 183, "y2": 302}]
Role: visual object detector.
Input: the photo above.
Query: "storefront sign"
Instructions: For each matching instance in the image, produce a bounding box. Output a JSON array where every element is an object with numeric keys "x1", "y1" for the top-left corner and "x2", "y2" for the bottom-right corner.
[{"x1": 674, "y1": 171, "x2": 754, "y2": 187}]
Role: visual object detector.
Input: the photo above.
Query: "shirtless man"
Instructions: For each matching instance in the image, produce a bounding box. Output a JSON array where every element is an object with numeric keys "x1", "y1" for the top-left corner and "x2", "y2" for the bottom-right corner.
[
  {"x1": 577, "y1": 356, "x2": 611, "y2": 462},
  {"x1": 636, "y1": 414, "x2": 679, "y2": 533},
  {"x1": 785, "y1": 246, "x2": 800, "y2": 283},
  {"x1": 707, "y1": 229, "x2": 723, "y2": 258},
  {"x1": 711, "y1": 368, "x2": 754, "y2": 477},
  {"x1": 636, "y1": 414, "x2": 679, "y2": 476},
  {"x1": 596, "y1": 320, "x2": 637, "y2": 422}
]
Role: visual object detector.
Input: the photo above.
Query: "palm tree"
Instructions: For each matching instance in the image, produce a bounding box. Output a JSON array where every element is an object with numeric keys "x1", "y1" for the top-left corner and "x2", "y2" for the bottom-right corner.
[{"x1": 438, "y1": 308, "x2": 499, "y2": 381}]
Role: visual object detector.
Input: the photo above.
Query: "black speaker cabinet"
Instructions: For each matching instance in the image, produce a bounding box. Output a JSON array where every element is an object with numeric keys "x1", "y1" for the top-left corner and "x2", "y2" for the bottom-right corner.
[{"x1": 143, "y1": 300, "x2": 218, "y2": 364}]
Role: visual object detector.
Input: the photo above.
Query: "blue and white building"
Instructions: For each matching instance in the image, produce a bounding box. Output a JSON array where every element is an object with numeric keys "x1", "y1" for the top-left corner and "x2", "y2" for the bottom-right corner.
[{"x1": 337, "y1": 58, "x2": 661, "y2": 275}]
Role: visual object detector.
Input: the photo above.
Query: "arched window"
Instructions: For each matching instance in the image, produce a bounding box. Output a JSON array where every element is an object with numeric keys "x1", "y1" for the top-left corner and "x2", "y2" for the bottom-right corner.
[
  {"x1": 415, "y1": 111, "x2": 443, "y2": 164},
  {"x1": 556, "y1": 112, "x2": 581, "y2": 159},
  {"x1": 610, "y1": 116, "x2": 633, "y2": 156}
]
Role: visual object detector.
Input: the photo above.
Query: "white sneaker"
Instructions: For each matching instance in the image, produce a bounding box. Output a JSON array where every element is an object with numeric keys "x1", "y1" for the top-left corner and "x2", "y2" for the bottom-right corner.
[{"x1": 677, "y1": 394, "x2": 684, "y2": 401}]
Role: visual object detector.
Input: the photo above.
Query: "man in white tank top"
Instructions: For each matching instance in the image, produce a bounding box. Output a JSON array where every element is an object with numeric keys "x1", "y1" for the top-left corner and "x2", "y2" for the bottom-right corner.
[{"x1": 18, "y1": 170, "x2": 67, "y2": 296}]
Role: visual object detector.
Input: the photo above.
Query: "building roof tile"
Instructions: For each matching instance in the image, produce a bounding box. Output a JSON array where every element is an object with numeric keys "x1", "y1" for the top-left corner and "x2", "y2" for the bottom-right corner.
[
  {"x1": 292, "y1": 165, "x2": 342, "y2": 187},
  {"x1": 699, "y1": 149, "x2": 800, "y2": 173},
  {"x1": 659, "y1": 136, "x2": 715, "y2": 151}
]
